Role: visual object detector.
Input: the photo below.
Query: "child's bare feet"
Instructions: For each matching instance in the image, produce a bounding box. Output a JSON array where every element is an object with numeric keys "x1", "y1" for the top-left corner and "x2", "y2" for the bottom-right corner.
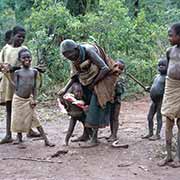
[
  {"x1": 149, "y1": 134, "x2": 161, "y2": 141},
  {"x1": 80, "y1": 139, "x2": 99, "y2": 148},
  {"x1": 17, "y1": 144, "x2": 27, "y2": 149},
  {"x1": 27, "y1": 129, "x2": 41, "y2": 138},
  {"x1": 12, "y1": 138, "x2": 23, "y2": 145},
  {"x1": 12, "y1": 140, "x2": 21, "y2": 145},
  {"x1": 157, "y1": 157, "x2": 173, "y2": 167},
  {"x1": 169, "y1": 160, "x2": 180, "y2": 168},
  {"x1": 141, "y1": 133, "x2": 153, "y2": 139},
  {"x1": 0, "y1": 136, "x2": 13, "y2": 144},
  {"x1": 45, "y1": 141, "x2": 55, "y2": 147},
  {"x1": 71, "y1": 135, "x2": 90, "y2": 142},
  {"x1": 107, "y1": 135, "x2": 117, "y2": 142}
]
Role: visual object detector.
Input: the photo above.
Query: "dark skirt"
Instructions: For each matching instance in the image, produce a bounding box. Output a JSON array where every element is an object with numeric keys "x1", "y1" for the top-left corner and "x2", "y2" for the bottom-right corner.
[{"x1": 85, "y1": 93, "x2": 111, "y2": 128}]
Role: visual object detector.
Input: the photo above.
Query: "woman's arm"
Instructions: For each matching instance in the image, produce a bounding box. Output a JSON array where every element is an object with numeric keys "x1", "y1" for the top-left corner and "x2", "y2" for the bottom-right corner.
[
  {"x1": 58, "y1": 76, "x2": 77, "y2": 96},
  {"x1": 88, "y1": 49, "x2": 110, "y2": 86}
]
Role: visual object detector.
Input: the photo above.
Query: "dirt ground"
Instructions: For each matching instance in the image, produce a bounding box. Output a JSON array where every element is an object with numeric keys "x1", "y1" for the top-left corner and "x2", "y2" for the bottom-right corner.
[{"x1": 0, "y1": 96, "x2": 180, "y2": 180}]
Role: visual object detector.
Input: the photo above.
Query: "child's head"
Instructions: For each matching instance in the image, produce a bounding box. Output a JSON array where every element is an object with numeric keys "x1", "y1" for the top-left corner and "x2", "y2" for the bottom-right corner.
[
  {"x1": 168, "y1": 23, "x2": 180, "y2": 46},
  {"x1": 158, "y1": 58, "x2": 168, "y2": 75},
  {"x1": 71, "y1": 82, "x2": 83, "y2": 100},
  {"x1": 116, "y1": 59, "x2": 125, "y2": 70},
  {"x1": 12, "y1": 26, "x2": 26, "y2": 47},
  {"x1": 18, "y1": 48, "x2": 32, "y2": 68},
  {"x1": 113, "y1": 59, "x2": 125, "y2": 75},
  {"x1": 4, "y1": 30, "x2": 12, "y2": 44}
]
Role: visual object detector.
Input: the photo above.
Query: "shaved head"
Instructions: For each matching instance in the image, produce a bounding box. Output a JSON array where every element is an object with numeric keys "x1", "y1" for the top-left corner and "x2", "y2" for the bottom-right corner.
[{"x1": 60, "y1": 39, "x2": 78, "y2": 54}]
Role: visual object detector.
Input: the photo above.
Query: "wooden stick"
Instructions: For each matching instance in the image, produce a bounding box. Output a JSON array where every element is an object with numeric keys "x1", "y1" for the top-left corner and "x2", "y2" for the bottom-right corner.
[
  {"x1": 1, "y1": 157, "x2": 63, "y2": 164},
  {"x1": 51, "y1": 150, "x2": 68, "y2": 158},
  {"x1": 127, "y1": 72, "x2": 147, "y2": 90}
]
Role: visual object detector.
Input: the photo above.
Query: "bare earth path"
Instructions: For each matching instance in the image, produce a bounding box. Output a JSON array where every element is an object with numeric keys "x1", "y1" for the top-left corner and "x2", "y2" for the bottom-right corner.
[{"x1": 0, "y1": 96, "x2": 179, "y2": 180}]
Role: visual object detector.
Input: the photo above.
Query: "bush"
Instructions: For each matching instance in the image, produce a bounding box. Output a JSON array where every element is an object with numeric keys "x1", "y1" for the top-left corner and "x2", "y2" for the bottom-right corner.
[{"x1": 1, "y1": 0, "x2": 179, "y2": 96}]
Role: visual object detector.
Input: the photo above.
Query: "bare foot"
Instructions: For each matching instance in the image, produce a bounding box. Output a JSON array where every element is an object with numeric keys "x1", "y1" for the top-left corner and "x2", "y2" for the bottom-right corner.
[
  {"x1": 141, "y1": 134, "x2": 153, "y2": 139},
  {"x1": 157, "y1": 158, "x2": 173, "y2": 167},
  {"x1": 79, "y1": 140, "x2": 99, "y2": 148},
  {"x1": 27, "y1": 130, "x2": 41, "y2": 138},
  {"x1": 45, "y1": 141, "x2": 55, "y2": 147},
  {"x1": 71, "y1": 135, "x2": 90, "y2": 142},
  {"x1": 17, "y1": 144, "x2": 27, "y2": 149},
  {"x1": 0, "y1": 137, "x2": 13, "y2": 144},
  {"x1": 107, "y1": 135, "x2": 118, "y2": 142},
  {"x1": 12, "y1": 139, "x2": 23, "y2": 145},
  {"x1": 169, "y1": 161, "x2": 180, "y2": 168},
  {"x1": 149, "y1": 135, "x2": 161, "y2": 141}
]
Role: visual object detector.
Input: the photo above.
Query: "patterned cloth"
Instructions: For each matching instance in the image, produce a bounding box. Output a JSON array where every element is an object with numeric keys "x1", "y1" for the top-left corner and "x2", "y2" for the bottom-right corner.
[{"x1": 0, "y1": 45, "x2": 27, "y2": 103}]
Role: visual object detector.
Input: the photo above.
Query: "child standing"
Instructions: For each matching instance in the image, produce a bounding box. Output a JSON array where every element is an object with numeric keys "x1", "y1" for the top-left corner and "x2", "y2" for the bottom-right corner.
[
  {"x1": 0, "y1": 26, "x2": 27, "y2": 144},
  {"x1": 60, "y1": 82, "x2": 91, "y2": 146},
  {"x1": 142, "y1": 58, "x2": 167, "y2": 141},
  {"x1": 158, "y1": 23, "x2": 180, "y2": 167},
  {"x1": 11, "y1": 48, "x2": 54, "y2": 147},
  {"x1": 108, "y1": 60, "x2": 125, "y2": 142}
]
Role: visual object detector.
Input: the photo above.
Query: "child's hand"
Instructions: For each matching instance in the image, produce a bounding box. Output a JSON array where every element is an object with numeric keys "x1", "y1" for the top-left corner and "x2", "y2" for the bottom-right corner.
[
  {"x1": 0, "y1": 63, "x2": 10, "y2": 73},
  {"x1": 30, "y1": 100, "x2": 37, "y2": 108},
  {"x1": 83, "y1": 105, "x2": 89, "y2": 112},
  {"x1": 145, "y1": 86, "x2": 150, "y2": 92}
]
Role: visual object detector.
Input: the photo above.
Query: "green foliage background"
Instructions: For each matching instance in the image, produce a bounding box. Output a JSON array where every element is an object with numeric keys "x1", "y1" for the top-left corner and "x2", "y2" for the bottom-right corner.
[{"x1": 0, "y1": 0, "x2": 180, "y2": 96}]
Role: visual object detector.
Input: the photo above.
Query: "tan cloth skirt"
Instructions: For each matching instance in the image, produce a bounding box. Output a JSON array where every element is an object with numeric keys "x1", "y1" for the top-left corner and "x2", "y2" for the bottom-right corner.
[
  {"x1": 11, "y1": 94, "x2": 41, "y2": 133},
  {"x1": 161, "y1": 77, "x2": 180, "y2": 119}
]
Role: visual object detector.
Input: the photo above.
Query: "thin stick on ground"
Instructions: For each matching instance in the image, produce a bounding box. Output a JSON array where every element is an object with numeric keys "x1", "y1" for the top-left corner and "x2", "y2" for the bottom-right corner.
[{"x1": 1, "y1": 157, "x2": 63, "y2": 164}]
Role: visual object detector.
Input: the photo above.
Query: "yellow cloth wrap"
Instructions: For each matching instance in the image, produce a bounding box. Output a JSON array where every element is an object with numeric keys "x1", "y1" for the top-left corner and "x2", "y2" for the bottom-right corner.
[
  {"x1": 161, "y1": 77, "x2": 180, "y2": 119},
  {"x1": 0, "y1": 45, "x2": 27, "y2": 103},
  {"x1": 0, "y1": 72, "x2": 14, "y2": 105},
  {"x1": 11, "y1": 94, "x2": 40, "y2": 133}
]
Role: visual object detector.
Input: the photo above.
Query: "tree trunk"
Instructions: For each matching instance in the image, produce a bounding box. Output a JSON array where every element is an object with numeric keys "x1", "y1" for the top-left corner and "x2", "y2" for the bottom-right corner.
[
  {"x1": 65, "y1": 0, "x2": 99, "y2": 16},
  {"x1": 65, "y1": 0, "x2": 87, "y2": 16},
  {"x1": 134, "y1": 0, "x2": 139, "y2": 17}
]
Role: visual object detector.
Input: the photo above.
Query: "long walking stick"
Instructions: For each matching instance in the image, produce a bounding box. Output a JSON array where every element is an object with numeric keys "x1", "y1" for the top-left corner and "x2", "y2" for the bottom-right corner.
[{"x1": 126, "y1": 72, "x2": 148, "y2": 91}]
